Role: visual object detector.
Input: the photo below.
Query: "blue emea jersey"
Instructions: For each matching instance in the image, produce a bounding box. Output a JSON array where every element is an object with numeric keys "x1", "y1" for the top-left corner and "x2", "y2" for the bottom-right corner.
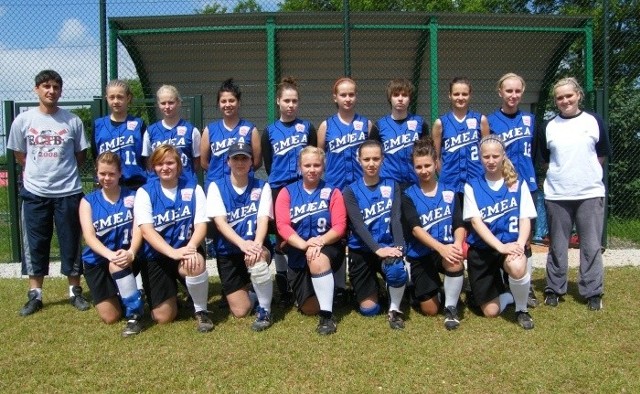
[{"x1": 438, "y1": 111, "x2": 483, "y2": 193}]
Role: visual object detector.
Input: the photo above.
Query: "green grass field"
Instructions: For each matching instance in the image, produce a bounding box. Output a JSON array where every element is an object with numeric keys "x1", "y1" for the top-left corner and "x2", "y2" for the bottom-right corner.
[{"x1": 1, "y1": 267, "x2": 639, "y2": 393}]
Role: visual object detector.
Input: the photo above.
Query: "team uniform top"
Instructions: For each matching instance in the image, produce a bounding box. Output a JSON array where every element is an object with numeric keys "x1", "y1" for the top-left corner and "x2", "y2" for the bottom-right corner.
[
  {"x1": 275, "y1": 180, "x2": 347, "y2": 269},
  {"x1": 463, "y1": 176, "x2": 536, "y2": 250},
  {"x1": 438, "y1": 111, "x2": 484, "y2": 193},
  {"x1": 322, "y1": 113, "x2": 369, "y2": 190},
  {"x1": 261, "y1": 118, "x2": 317, "y2": 189},
  {"x1": 487, "y1": 109, "x2": 537, "y2": 192},
  {"x1": 371, "y1": 114, "x2": 427, "y2": 185},
  {"x1": 143, "y1": 119, "x2": 201, "y2": 182},
  {"x1": 7, "y1": 107, "x2": 89, "y2": 198},
  {"x1": 537, "y1": 111, "x2": 611, "y2": 201},
  {"x1": 343, "y1": 178, "x2": 404, "y2": 252},
  {"x1": 206, "y1": 176, "x2": 273, "y2": 256},
  {"x1": 81, "y1": 188, "x2": 136, "y2": 265},
  {"x1": 402, "y1": 182, "x2": 463, "y2": 259},
  {"x1": 94, "y1": 115, "x2": 147, "y2": 185},
  {"x1": 134, "y1": 177, "x2": 208, "y2": 260},
  {"x1": 204, "y1": 118, "x2": 256, "y2": 187}
]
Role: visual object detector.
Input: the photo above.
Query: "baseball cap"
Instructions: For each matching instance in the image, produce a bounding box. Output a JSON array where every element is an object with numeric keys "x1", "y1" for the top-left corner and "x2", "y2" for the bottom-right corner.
[{"x1": 228, "y1": 141, "x2": 252, "y2": 158}]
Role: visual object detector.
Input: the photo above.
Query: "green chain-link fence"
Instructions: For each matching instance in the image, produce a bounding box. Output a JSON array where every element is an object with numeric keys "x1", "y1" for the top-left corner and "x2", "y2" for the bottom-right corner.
[{"x1": 1, "y1": 0, "x2": 639, "y2": 262}]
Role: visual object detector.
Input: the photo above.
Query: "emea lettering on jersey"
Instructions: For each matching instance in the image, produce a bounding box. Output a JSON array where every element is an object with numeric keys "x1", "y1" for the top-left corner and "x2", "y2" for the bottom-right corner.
[
  {"x1": 212, "y1": 137, "x2": 246, "y2": 156},
  {"x1": 384, "y1": 132, "x2": 419, "y2": 154},
  {"x1": 419, "y1": 205, "x2": 452, "y2": 231},
  {"x1": 273, "y1": 134, "x2": 307, "y2": 155},
  {"x1": 98, "y1": 135, "x2": 135, "y2": 153},
  {"x1": 363, "y1": 199, "x2": 393, "y2": 225},
  {"x1": 151, "y1": 137, "x2": 187, "y2": 150},
  {"x1": 94, "y1": 210, "x2": 134, "y2": 236},
  {"x1": 228, "y1": 202, "x2": 258, "y2": 226},
  {"x1": 444, "y1": 130, "x2": 479, "y2": 151},
  {"x1": 479, "y1": 197, "x2": 518, "y2": 221},
  {"x1": 500, "y1": 126, "x2": 531, "y2": 146},
  {"x1": 328, "y1": 132, "x2": 366, "y2": 153},
  {"x1": 154, "y1": 205, "x2": 192, "y2": 231},
  {"x1": 290, "y1": 200, "x2": 329, "y2": 223}
]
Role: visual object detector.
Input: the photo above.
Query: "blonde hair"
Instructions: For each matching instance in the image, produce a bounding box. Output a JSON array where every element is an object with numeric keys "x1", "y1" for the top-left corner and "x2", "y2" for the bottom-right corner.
[
  {"x1": 105, "y1": 79, "x2": 133, "y2": 97},
  {"x1": 479, "y1": 135, "x2": 518, "y2": 187},
  {"x1": 95, "y1": 151, "x2": 122, "y2": 173},
  {"x1": 553, "y1": 77, "x2": 584, "y2": 103},
  {"x1": 156, "y1": 84, "x2": 182, "y2": 103},
  {"x1": 298, "y1": 146, "x2": 325, "y2": 166},
  {"x1": 496, "y1": 73, "x2": 526, "y2": 92}
]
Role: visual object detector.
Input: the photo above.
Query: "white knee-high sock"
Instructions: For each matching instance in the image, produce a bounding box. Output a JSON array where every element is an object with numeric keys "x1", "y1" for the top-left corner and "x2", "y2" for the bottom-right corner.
[
  {"x1": 499, "y1": 292, "x2": 514, "y2": 313},
  {"x1": 387, "y1": 285, "x2": 405, "y2": 312},
  {"x1": 252, "y1": 281, "x2": 273, "y2": 312},
  {"x1": 112, "y1": 268, "x2": 138, "y2": 299},
  {"x1": 509, "y1": 273, "x2": 531, "y2": 312},
  {"x1": 443, "y1": 273, "x2": 464, "y2": 308},
  {"x1": 185, "y1": 270, "x2": 210, "y2": 313},
  {"x1": 311, "y1": 270, "x2": 334, "y2": 313}
]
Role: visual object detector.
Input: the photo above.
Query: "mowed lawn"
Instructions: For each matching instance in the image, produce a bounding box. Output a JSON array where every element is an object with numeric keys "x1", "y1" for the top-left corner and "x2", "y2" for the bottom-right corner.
[{"x1": 1, "y1": 267, "x2": 638, "y2": 393}]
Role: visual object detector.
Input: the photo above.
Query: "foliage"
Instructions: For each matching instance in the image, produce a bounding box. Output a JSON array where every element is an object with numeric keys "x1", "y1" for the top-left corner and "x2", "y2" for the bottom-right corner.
[
  {"x1": 198, "y1": 0, "x2": 264, "y2": 13},
  {"x1": 1, "y1": 268, "x2": 640, "y2": 391}
]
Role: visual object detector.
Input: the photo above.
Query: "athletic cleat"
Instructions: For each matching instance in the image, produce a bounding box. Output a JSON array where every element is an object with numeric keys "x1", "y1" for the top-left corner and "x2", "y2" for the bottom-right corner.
[
  {"x1": 70, "y1": 286, "x2": 91, "y2": 311},
  {"x1": 316, "y1": 315, "x2": 337, "y2": 335},
  {"x1": 443, "y1": 306, "x2": 460, "y2": 330},
  {"x1": 587, "y1": 295, "x2": 603, "y2": 311},
  {"x1": 516, "y1": 311, "x2": 534, "y2": 330},
  {"x1": 251, "y1": 307, "x2": 272, "y2": 332},
  {"x1": 122, "y1": 315, "x2": 143, "y2": 337},
  {"x1": 195, "y1": 310, "x2": 214, "y2": 333},
  {"x1": 544, "y1": 291, "x2": 559, "y2": 307},
  {"x1": 388, "y1": 310, "x2": 405, "y2": 330},
  {"x1": 20, "y1": 290, "x2": 43, "y2": 316},
  {"x1": 527, "y1": 287, "x2": 539, "y2": 308}
]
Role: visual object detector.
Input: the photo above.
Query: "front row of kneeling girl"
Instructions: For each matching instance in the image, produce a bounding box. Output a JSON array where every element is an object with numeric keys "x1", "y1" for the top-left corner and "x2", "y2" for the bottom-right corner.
[{"x1": 80, "y1": 135, "x2": 536, "y2": 337}]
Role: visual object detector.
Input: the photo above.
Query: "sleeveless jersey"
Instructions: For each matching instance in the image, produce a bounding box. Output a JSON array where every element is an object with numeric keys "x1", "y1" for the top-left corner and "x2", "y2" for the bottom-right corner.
[
  {"x1": 439, "y1": 111, "x2": 483, "y2": 193},
  {"x1": 147, "y1": 119, "x2": 197, "y2": 181},
  {"x1": 347, "y1": 178, "x2": 395, "y2": 251},
  {"x1": 376, "y1": 114, "x2": 425, "y2": 184},
  {"x1": 487, "y1": 109, "x2": 537, "y2": 192},
  {"x1": 82, "y1": 188, "x2": 136, "y2": 265},
  {"x1": 140, "y1": 177, "x2": 198, "y2": 260},
  {"x1": 323, "y1": 113, "x2": 369, "y2": 190},
  {"x1": 213, "y1": 176, "x2": 267, "y2": 256},
  {"x1": 204, "y1": 118, "x2": 255, "y2": 187},
  {"x1": 466, "y1": 176, "x2": 524, "y2": 249},
  {"x1": 94, "y1": 115, "x2": 146, "y2": 184},
  {"x1": 265, "y1": 118, "x2": 312, "y2": 188},
  {"x1": 285, "y1": 180, "x2": 336, "y2": 269},
  {"x1": 404, "y1": 182, "x2": 456, "y2": 258}
]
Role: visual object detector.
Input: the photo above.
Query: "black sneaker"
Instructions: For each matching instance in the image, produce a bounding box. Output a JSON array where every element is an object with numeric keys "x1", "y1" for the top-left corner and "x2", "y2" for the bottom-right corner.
[
  {"x1": 122, "y1": 315, "x2": 143, "y2": 337},
  {"x1": 20, "y1": 289, "x2": 43, "y2": 317},
  {"x1": 544, "y1": 291, "x2": 559, "y2": 307},
  {"x1": 443, "y1": 306, "x2": 460, "y2": 330},
  {"x1": 388, "y1": 310, "x2": 405, "y2": 330},
  {"x1": 527, "y1": 287, "x2": 539, "y2": 308},
  {"x1": 195, "y1": 310, "x2": 214, "y2": 333},
  {"x1": 316, "y1": 315, "x2": 337, "y2": 335},
  {"x1": 70, "y1": 286, "x2": 90, "y2": 311},
  {"x1": 251, "y1": 307, "x2": 272, "y2": 332},
  {"x1": 587, "y1": 295, "x2": 603, "y2": 311},
  {"x1": 516, "y1": 311, "x2": 534, "y2": 330}
]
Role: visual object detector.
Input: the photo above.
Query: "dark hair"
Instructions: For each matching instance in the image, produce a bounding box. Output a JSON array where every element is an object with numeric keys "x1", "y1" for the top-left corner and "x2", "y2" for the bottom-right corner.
[
  {"x1": 217, "y1": 78, "x2": 241, "y2": 103},
  {"x1": 411, "y1": 137, "x2": 437, "y2": 163},
  {"x1": 386, "y1": 78, "x2": 414, "y2": 105},
  {"x1": 277, "y1": 76, "x2": 299, "y2": 99},
  {"x1": 449, "y1": 76, "x2": 472, "y2": 94},
  {"x1": 357, "y1": 139, "x2": 383, "y2": 157},
  {"x1": 35, "y1": 70, "x2": 63, "y2": 88}
]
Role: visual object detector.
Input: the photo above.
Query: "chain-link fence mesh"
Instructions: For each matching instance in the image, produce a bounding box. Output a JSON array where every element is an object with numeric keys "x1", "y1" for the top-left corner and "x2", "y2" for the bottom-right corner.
[{"x1": 1, "y1": 0, "x2": 639, "y2": 262}]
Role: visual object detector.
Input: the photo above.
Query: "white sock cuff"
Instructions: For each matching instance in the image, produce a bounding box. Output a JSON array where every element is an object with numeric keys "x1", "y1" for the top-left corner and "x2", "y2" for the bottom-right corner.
[
  {"x1": 186, "y1": 270, "x2": 209, "y2": 285},
  {"x1": 508, "y1": 272, "x2": 531, "y2": 287}
]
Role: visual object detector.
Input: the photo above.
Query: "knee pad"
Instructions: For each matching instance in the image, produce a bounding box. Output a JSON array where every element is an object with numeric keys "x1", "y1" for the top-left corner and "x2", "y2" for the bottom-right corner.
[
  {"x1": 359, "y1": 303, "x2": 381, "y2": 317},
  {"x1": 382, "y1": 258, "x2": 408, "y2": 288},
  {"x1": 248, "y1": 261, "x2": 271, "y2": 284},
  {"x1": 121, "y1": 291, "x2": 144, "y2": 317}
]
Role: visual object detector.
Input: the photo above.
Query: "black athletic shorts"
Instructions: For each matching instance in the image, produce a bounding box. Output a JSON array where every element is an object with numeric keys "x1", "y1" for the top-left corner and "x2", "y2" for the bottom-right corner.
[{"x1": 466, "y1": 246, "x2": 506, "y2": 306}]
